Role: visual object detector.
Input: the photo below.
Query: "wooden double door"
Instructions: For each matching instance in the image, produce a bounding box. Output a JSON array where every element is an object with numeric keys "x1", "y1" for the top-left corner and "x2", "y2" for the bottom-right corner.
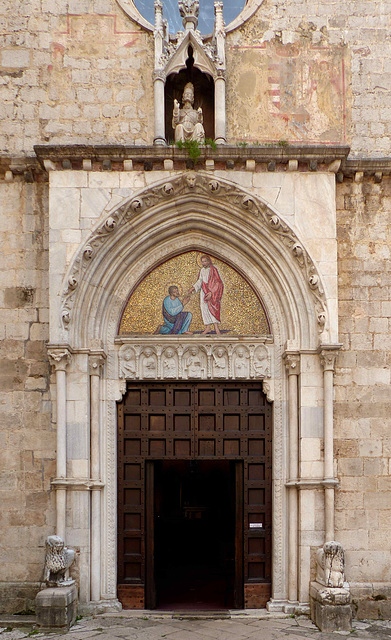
[{"x1": 117, "y1": 381, "x2": 272, "y2": 610}]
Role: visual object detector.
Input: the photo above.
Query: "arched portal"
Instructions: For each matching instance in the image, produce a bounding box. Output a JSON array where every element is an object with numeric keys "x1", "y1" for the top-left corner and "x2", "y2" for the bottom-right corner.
[{"x1": 48, "y1": 170, "x2": 339, "y2": 613}]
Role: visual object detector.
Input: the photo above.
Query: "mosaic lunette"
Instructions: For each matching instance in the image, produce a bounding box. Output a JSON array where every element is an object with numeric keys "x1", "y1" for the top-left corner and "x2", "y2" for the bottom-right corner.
[{"x1": 119, "y1": 251, "x2": 270, "y2": 336}]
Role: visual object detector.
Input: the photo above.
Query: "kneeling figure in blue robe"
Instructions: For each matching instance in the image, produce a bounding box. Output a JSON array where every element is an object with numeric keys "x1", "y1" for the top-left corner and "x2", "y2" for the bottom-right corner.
[{"x1": 158, "y1": 285, "x2": 193, "y2": 335}]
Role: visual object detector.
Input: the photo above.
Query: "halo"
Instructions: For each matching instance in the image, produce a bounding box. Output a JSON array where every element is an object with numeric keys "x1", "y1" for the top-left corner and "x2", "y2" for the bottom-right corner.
[
  {"x1": 165, "y1": 281, "x2": 183, "y2": 295},
  {"x1": 196, "y1": 252, "x2": 212, "y2": 268}
]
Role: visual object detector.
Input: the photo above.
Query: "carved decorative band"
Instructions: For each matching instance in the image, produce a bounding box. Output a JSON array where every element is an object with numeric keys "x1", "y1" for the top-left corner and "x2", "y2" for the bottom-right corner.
[
  {"x1": 51, "y1": 478, "x2": 105, "y2": 491},
  {"x1": 285, "y1": 479, "x2": 339, "y2": 490},
  {"x1": 118, "y1": 340, "x2": 274, "y2": 401}
]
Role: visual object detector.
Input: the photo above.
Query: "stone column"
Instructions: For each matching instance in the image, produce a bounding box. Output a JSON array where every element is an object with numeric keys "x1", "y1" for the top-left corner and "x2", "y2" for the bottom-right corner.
[
  {"x1": 214, "y1": 73, "x2": 226, "y2": 144},
  {"x1": 48, "y1": 347, "x2": 72, "y2": 541},
  {"x1": 320, "y1": 347, "x2": 338, "y2": 542},
  {"x1": 153, "y1": 71, "x2": 166, "y2": 146},
  {"x1": 284, "y1": 353, "x2": 300, "y2": 606},
  {"x1": 213, "y1": 2, "x2": 226, "y2": 144},
  {"x1": 89, "y1": 354, "x2": 105, "y2": 602}
]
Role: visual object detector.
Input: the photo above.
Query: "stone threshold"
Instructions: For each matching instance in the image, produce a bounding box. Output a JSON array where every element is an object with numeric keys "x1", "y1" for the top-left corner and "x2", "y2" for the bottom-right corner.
[{"x1": 97, "y1": 608, "x2": 292, "y2": 620}]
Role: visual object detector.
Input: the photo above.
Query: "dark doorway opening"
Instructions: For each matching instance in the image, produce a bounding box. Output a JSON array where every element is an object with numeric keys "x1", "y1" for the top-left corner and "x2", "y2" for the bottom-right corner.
[{"x1": 152, "y1": 460, "x2": 237, "y2": 610}]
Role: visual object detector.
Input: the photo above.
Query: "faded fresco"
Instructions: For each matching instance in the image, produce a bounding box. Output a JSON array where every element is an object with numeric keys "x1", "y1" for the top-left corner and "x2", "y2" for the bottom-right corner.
[
  {"x1": 226, "y1": 39, "x2": 349, "y2": 144},
  {"x1": 119, "y1": 252, "x2": 270, "y2": 336}
]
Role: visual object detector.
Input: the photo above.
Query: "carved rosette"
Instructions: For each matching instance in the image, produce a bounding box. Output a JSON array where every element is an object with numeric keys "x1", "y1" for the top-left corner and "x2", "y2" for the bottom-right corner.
[{"x1": 60, "y1": 172, "x2": 328, "y2": 333}]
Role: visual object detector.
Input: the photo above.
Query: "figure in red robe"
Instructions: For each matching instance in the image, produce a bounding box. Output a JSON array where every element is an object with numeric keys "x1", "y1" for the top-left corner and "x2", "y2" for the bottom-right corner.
[{"x1": 189, "y1": 254, "x2": 224, "y2": 335}]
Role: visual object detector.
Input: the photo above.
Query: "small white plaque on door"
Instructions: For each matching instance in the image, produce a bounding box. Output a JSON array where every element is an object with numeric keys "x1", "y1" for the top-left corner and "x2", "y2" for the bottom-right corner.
[{"x1": 249, "y1": 523, "x2": 263, "y2": 529}]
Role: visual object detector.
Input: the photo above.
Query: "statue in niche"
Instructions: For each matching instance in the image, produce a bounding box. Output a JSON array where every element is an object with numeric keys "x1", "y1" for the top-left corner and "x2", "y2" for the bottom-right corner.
[
  {"x1": 142, "y1": 348, "x2": 157, "y2": 378},
  {"x1": 234, "y1": 347, "x2": 249, "y2": 378},
  {"x1": 173, "y1": 82, "x2": 205, "y2": 144},
  {"x1": 213, "y1": 347, "x2": 227, "y2": 378},
  {"x1": 163, "y1": 348, "x2": 177, "y2": 378},
  {"x1": 119, "y1": 347, "x2": 136, "y2": 379},
  {"x1": 253, "y1": 345, "x2": 270, "y2": 378},
  {"x1": 185, "y1": 346, "x2": 204, "y2": 378}
]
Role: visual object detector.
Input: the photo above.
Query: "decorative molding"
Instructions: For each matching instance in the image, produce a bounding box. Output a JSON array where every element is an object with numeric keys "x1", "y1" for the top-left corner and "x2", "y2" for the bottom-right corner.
[
  {"x1": 60, "y1": 172, "x2": 328, "y2": 335},
  {"x1": 89, "y1": 353, "x2": 106, "y2": 377},
  {"x1": 51, "y1": 478, "x2": 105, "y2": 491},
  {"x1": 319, "y1": 344, "x2": 342, "y2": 372},
  {"x1": 118, "y1": 340, "x2": 271, "y2": 382},
  {"x1": 105, "y1": 371, "x2": 117, "y2": 598},
  {"x1": 285, "y1": 479, "x2": 339, "y2": 490},
  {"x1": 47, "y1": 346, "x2": 72, "y2": 371},
  {"x1": 283, "y1": 352, "x2": 300, "y2": 376}
]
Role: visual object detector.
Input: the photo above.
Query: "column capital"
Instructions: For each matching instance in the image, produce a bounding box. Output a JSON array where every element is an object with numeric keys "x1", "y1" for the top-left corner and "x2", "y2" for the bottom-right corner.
[
  {"x1": 47, "y1": 346, "x2": 72, "y2": 371},
  {"x1": 283, "y1": 352, "x2": 300, "y2": 375},
  {"x1": 318, "y1": 345, "x2": 342, "y2": 372},
  {"x1": 153, "y1": 69, "x2": 166, "y2": 82},
  {"x1": 89, "y1": 352, "x2": 106, "y2": 376}
]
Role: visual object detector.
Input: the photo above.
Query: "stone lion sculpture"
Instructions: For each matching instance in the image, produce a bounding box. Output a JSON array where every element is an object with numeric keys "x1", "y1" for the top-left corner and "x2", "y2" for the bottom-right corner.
[
  {"x1": 43, "y1": 535, "x2": 76, "y2": 586},
  {"x1": 316, "y1": 540, "x2": 345, "y2": 588}
]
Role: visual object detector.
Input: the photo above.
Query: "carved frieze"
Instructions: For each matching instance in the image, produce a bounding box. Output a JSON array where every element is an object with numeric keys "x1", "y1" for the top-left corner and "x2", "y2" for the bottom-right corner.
[{"x1": 118, "y1": 341, "x2": 273, "y2": 397}]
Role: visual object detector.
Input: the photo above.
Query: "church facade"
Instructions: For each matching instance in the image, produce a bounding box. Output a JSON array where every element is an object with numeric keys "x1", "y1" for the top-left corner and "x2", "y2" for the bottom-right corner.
[{"x1": 0, "y1": 0, "x2": 390, "y2": 619}]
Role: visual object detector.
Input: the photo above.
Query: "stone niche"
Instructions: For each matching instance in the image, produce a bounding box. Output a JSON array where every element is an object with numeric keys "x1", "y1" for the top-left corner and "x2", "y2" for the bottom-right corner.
[{"x1": 153, "y1": 0, "x2": 226, "y2": 145}]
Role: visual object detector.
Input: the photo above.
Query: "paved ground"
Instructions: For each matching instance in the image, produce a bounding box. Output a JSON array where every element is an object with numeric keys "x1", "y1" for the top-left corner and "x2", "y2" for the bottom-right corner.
[{"x1": 2, "y1": 613, "x2": 391, "y2": 640}]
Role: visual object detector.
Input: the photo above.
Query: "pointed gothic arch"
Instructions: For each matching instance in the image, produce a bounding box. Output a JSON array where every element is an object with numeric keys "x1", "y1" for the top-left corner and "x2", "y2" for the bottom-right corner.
[
  {"x1": 50, "y1": 170, "x2": 339, "y2": 612},
  {"x1": 59, "y1": 171, "x2": 331, "y2": 351}
]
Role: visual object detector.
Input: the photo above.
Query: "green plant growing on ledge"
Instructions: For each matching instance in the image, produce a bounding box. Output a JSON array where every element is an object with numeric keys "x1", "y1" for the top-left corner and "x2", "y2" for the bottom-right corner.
[
  {"x1": 176, "y1": 139, "x2": 201, "y2": 163},
  {"x1": 205, "y1": 138, "x2": 217, "y2": 150}
]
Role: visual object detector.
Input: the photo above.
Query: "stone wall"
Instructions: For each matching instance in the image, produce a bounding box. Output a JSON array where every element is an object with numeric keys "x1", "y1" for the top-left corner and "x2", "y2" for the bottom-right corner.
[
  {"x1": 0, "y1": 0, "x2": 390, "y2": 155},
  {"x1": 227, "y1": 0, "x2": 391, "y2": 156},
  {"x1": 335, "y1": 174, "x2": 391, "y2": 617},
  {"x1": 0, "y1": 177, "x2": 54, "y2": 613}
]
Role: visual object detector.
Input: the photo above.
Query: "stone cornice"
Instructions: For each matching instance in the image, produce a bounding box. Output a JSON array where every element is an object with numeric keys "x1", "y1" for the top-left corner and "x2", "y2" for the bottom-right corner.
[
  {"x1": 2, "y1": 146, "x2": 391, "y2": 180},
  {"x1": 34, "y1": 143, "x2": 350, "y2": 168}
]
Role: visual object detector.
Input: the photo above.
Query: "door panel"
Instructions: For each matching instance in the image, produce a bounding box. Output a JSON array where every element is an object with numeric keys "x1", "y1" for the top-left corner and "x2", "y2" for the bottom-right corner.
[{"x1": 117, "y1": 381, "x2": 272, "y2": 609}]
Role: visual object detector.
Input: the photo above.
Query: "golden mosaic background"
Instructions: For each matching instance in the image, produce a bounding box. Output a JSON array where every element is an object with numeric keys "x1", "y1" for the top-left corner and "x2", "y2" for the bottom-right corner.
[{"x1": 119, "y1": 251, "x2": 270, "y2": 336}]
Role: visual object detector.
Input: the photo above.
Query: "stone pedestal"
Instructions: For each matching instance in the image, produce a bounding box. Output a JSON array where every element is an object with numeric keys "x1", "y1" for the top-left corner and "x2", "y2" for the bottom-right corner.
[
  {"x1": 310, "y1": 581, "x2": 351, "y2": 632},
  {"x1": 35, "y1": 585, "x2": 78, "y2": 630}
]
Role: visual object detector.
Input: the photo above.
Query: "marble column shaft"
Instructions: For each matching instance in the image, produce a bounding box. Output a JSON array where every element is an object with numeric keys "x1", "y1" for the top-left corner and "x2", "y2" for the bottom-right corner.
[
  {"x1": 89, "y1": 355, "x2": 104, "y2": 602},
  {"x1": 153, "y1": 75, "x2": 166, "y2": 146},
  {"x1": 48, "y1": 349, "x2": 71, "y2": 541},
  {"x1": 320, "y1": 349, "x2": 338, "y2": 542},
  {"x1": 214, "y1": 76, "x2": 226, "y2": 144},
  {"x1": 285, "y1": 354, "x2": 300, "y2": 604}
]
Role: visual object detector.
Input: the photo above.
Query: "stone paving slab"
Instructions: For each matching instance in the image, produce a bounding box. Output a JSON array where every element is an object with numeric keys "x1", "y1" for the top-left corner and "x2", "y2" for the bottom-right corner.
[{"x1": 1, "y1": 614, "x2": 391, "y2": 640}]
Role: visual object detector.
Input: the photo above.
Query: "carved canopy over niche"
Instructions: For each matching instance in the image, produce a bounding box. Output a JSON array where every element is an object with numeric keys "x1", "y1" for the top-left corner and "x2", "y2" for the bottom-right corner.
[{"x1": 118, "y1": 251, "x2": 270, "y2": 337}]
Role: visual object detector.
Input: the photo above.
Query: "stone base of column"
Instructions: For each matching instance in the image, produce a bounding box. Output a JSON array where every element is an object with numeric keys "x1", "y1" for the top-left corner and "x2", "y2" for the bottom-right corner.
[
  {"x1": 35, "y1": 585, "x2": 78, "y2": 631},
  {"x1": 310, "y1": 581, "x2": 351, "y2": 632},
  {"x1": 78, "y1": 599, "x2": 123, "y2": 615}
]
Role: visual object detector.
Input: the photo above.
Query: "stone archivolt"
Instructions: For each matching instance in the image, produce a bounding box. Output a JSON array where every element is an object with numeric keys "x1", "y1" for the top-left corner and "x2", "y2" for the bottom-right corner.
[{"x1": 60, "y1": 171, "x2": 328, "y2": 345}]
